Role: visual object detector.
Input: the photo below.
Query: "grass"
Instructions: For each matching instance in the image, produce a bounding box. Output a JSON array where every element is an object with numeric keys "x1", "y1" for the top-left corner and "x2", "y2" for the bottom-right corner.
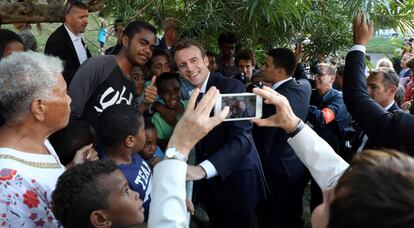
[
  {"x1": 366, "y1": 36, "x2": 404, "y2": 54},
  {"x1": 2, "y1": 13, "x2": 117, "y2": 56}
]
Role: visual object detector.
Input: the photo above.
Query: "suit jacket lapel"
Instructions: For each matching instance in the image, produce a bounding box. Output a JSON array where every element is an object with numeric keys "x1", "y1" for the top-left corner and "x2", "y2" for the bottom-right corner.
[
  {"x1": 60, "y1": 25, "x2": 82, "y2": 66},
  {"x1": 206, "y1": 72, "x2": 218, "y2": 91},
  {"x1": 81, "y1": 39, "x2": 92, "y2": 58},
  {"x1": 388, "y1": 102, "x2": 399, "y2": 112}
]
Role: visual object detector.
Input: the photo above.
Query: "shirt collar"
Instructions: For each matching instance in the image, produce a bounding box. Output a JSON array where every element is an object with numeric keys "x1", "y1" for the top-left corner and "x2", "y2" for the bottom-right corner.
[
  {"x1": 321, "y1": 88, "x2": 335, "y2": 101},
  {"x1": 272, "y1": 77, "x2": 292, "y2": 90},
  {"x1": 383, "y1": 101, "x2": 395, "y2": 111},
  {"x1": 64, "y1": 24, "x2": 82, "y2": 42},
  {"x1": 200, "y1": 72, "x2": 211, "y2": 93}
]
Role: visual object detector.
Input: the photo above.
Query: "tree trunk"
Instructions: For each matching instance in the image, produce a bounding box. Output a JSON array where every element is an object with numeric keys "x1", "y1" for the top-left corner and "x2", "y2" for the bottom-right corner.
[{"x1": 0, "y1": 0, "x2": 105, "y2": 24}]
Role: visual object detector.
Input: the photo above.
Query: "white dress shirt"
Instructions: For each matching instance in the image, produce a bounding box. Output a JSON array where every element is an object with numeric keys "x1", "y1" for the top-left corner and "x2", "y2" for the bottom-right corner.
[
  {"x1": 64, "y1": 24, "x2": 88, "y2": 64},
  {"x1": 272, "y1": 77, "x2": 293, "y2": 90}
]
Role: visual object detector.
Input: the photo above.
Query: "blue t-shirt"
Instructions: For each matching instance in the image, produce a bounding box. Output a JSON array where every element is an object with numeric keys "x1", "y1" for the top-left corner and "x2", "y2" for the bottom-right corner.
[
  {"x1": 103, "y1": 153, "x2": 152, "y2": 222},
  {"x1": 98, "y1": 27, "x2": 107, "y2": 43},
  {"x1": 155, "y1": 145, "x2": 164, "y2": 160}
]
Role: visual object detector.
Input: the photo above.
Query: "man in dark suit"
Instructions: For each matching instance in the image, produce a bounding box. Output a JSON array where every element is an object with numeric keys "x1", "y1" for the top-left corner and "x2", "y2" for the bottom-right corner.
[
  {"x1": 172, "y1": 39, "x2": 266, "y2": 228},
  {"x1": 351, "y1": 68, "x2": 400, "y2": 153},
  {"x1": 344, "y1": 12, "x2": 414, "y2": 155},
  {"x1": 253, "y1": 48, "x2": 311, "y2": 228},
  {"x1": 45, "y1": 0, "x2": 91, "y2": 85}
]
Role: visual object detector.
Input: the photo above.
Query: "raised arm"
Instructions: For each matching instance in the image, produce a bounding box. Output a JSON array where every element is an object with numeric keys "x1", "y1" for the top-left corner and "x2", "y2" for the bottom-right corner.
[
  {"x1": 343, "y1": 13, "x2": 414, "y2": 154},
  {"x1": 148, "y1": 87, "x2": 228, "y2": 228}
]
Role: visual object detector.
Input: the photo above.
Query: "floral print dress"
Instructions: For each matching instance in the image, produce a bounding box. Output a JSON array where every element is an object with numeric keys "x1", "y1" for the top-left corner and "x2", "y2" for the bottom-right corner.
[{"x1": 0, "y1": 141, "x2": 65, "y2": 227}]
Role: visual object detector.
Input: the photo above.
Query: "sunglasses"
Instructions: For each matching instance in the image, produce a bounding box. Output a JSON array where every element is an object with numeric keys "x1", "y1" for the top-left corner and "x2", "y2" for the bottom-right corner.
[{"x1": 66, "y1": 0, "x2": 87, "y2": 14}]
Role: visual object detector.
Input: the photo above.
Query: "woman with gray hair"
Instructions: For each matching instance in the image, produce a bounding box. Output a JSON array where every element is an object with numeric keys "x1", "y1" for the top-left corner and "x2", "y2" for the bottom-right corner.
[{"x1": 0, "y1": 52, "x2": 95, "y2": 226}]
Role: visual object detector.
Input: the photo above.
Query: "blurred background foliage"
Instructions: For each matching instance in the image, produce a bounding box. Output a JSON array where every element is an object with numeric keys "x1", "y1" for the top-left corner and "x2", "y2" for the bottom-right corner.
[{"x1": 98, "y1": 0, "x2": 414, "y2": 64}]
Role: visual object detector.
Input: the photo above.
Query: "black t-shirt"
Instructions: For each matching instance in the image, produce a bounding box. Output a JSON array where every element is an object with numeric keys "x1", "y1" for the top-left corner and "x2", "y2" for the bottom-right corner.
[{"x1": 68, "y1": 55, "x2": 135, "y2": 129}]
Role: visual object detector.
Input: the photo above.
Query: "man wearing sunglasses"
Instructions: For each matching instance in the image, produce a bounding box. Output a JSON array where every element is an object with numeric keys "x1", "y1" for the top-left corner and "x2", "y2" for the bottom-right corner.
[{"x1": 45, "y1": 0, "x2": 91, "y2": 85}]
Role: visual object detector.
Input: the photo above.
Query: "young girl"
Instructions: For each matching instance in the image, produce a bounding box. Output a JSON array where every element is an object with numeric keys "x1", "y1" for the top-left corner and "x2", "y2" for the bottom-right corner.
[
  {"x1": 139, "y1": 118, "x2": 164, "y2": 168},
  {"x1": 151, "y1": 72, "x2": 187, "y2": 150}
]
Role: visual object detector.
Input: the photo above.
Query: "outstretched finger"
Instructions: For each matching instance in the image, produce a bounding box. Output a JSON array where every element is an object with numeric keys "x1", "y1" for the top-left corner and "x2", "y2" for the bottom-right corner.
[
  {"x1": 253, "y1": 86, "x2": 277, "y2": 98},
  {"x1": 77, "y1": 143, "x2": 93, "y2": 154},
  {"x1": 368, "y1": 20, "x2": 374, "y2": 34},
  {"x1": 207, "y1": 106, "x2": 229, "y2": 129},
  {"x1": 253, "y1": 116, "x2": 278, "y2": 127},
  {"x1": 187, "y1": 88, "x2": 200, "y2": 112},
  {"x1": 253, "y1": 86, "x2": 284, "y2": 106},
  {"x1": 150, "y1": 75, "x2": 157, "y2": 86},
  {"x1": 197, "y1": 87, "x2": 219, "y2": 115}
]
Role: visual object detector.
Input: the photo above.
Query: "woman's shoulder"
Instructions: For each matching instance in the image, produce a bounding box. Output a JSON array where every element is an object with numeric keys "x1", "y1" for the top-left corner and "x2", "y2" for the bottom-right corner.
[{"x1": 0, "y1": 167, "x2": 60, "y2": 227}]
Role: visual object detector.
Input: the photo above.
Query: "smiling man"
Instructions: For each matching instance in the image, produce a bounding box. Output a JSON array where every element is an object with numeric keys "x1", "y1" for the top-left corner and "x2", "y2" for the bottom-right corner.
[
  {"x1": 68, "y1": 21, "x2": 158, "y2": 130},
  {"x1": 172, "y1": 39, "x2": 266, "y2": 228},
  {"x1": 45, "y1": 0, "x2": 91, "y2": 85}
]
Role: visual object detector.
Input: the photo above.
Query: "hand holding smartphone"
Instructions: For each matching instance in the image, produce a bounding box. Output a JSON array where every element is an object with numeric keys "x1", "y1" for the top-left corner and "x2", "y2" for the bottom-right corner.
[{"x1": 214, "y1": 93, "x2": 262, "y2": 121}]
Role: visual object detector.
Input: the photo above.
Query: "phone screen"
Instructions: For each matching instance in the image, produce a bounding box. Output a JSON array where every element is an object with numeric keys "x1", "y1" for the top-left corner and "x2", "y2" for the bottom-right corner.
[{"x1": 221, "y1": 94, "x2": 257, "y2": 119}]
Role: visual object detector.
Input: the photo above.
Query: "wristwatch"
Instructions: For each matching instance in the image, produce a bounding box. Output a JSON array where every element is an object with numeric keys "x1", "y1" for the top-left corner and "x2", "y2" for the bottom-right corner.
[{"x1": 165, "y1": 147, "x2": 188, "y2": 162}]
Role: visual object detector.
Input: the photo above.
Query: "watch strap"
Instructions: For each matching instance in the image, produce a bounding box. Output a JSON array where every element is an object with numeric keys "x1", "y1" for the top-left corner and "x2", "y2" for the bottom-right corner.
[{"x1": 287, "y1": 120, "x2": 305, "y2": 138}]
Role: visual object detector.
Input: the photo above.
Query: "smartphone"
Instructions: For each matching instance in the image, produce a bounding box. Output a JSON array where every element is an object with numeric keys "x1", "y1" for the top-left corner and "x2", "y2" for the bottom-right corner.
[{"x1": 214, "y1": 93, "x2": 262, "y2": 121}]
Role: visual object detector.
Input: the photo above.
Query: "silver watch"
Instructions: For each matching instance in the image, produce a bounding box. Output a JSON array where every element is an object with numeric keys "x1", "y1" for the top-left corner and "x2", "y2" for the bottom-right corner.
[{"x1": 165, "y1": 147, "x2": 188, "y2": 162}]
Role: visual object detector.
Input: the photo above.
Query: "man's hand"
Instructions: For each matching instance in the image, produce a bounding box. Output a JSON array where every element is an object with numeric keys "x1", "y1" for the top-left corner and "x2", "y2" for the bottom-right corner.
[
  {"x1": 353, "y1": 12, "x2": 374, "y2": 46},
  {"x1": 186, "y1": 165, "x2": 207, "y2": 180},
  {"x1": 253, "y1": 86, "x2": 301, "y2": 133},
  {"x1": 186, "y1": 199, "x2": 195, "y2": 215},
  {"x1": 167, "y1": 87, "x2": 229, "y2": 156},
  {"x1": 143, "y1": 76, "x2": 157, "y2": 105},
  {"x1": 66, "y1": 144, "x2": 99, "y2": 168},
  {"x1": 156, "y1": 103, "x2": 177, "y2": 126}
]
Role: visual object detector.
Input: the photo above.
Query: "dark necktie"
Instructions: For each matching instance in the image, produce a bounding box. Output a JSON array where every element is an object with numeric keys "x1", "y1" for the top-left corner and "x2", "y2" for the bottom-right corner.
[{"x1": 196, "y1": 92, "x2": 204, "y2": 107}]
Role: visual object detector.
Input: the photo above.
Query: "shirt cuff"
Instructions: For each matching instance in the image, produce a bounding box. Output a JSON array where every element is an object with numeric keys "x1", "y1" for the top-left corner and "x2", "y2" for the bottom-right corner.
[
  {"x1": 349, "y1": 45, "x2": 366, "y2": 54},
  {"x1": 199, "y1": 160, "x2": 218, "y2": 179}
]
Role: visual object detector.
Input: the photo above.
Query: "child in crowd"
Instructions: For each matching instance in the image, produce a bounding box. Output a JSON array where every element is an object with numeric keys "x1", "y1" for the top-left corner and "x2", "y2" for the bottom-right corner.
[
  {"x1": 152, "y1": 72, "x2": 188, "y2": 150},
  {"x1": 97, "y1": 104, "x2": 152, "y2": 222},
  {"x1": 52, "y1": 160, "x2": 194, "y2": 227},
  {"x1": 146, "y1": 49, "x2": 171, "y2": 79},
  {"x1": 143, "y1": 49, "x2": 171, "y2": 104},
  {"x1": 52, "y1": 160, "x2": 146, "y2": 227},
  {"x1": 131, "y1": 65, "x2": 146, "y2": 106},
  {"x1": 49, "y1": 119, "x2": 98, "y2": 168},
  {"x1": 131, "y1": 65, "x2": 158, "y2": 114},
  {"x1": 139, "y1": 118, "x2": 164, "y2": 168}
]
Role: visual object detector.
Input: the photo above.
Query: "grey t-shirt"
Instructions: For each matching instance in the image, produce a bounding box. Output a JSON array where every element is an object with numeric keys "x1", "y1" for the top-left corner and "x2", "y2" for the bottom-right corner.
[{"x1": 68, "y1": 55, "x2": 136, "y2": 129}]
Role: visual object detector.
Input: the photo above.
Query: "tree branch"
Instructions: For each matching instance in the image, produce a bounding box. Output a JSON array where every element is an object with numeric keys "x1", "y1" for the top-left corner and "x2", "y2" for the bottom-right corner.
[{"x1": 0, "y1": 0, "x2": 105, "y2": 24}]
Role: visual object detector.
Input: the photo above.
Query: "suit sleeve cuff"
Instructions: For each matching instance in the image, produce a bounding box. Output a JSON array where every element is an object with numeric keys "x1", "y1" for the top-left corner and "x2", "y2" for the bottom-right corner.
[
  {"x1": 349, "y1": 45, "x2": 366, "y2": 54},
  {"x1": 199, "y1": 160, "x2": 218, "y2": 179}
]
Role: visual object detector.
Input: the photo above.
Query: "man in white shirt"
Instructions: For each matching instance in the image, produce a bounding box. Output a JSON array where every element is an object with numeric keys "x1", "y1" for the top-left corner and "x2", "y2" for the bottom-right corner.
[{"x1": 45, "y1": 0, "x2": 91, "y2": 85}]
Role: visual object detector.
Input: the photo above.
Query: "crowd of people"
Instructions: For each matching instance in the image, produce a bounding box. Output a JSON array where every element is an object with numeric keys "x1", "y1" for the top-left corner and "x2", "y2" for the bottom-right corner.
[{"x1": 1, "y1": 1, "x2": 414, "y2": 227}]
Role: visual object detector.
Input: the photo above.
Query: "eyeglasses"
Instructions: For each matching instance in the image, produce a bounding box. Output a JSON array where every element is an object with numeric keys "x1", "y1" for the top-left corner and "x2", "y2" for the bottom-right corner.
[
  {"x1": 66, "y1": 0, "x2": 86, "y2": 14},
  {"x1": 315, "y1": 72, "x2": 330, "y2": 78}
]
